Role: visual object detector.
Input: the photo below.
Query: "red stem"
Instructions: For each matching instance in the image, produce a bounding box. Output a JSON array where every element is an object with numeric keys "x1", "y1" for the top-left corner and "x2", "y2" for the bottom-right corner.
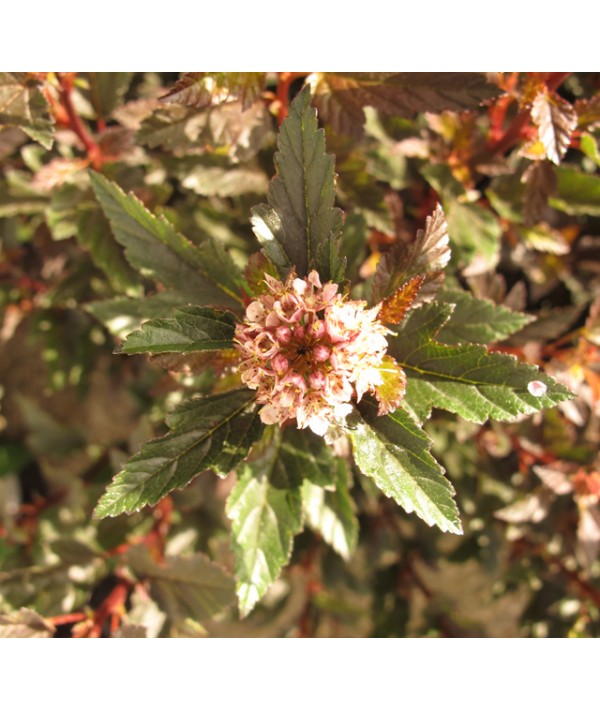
[
  {"x1": 57, "y1": 73, "x2": 103, "y2": 170},
  {"x1": 46, "y1": 612, "x2": 87, "y2": 627},
  {"x1": 488, "y1": 72, "x2": 573, "y2": 156}
]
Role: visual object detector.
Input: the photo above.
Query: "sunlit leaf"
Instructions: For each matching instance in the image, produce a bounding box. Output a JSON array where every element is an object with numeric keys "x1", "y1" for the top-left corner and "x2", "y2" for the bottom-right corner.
[
  {"x1": 436, "y1": 289, "x2": 535, "y2": 344},
  {"x1": 94, "y1": 389, "x2": 263, "y2": 517},
  {"x1": 121, "y1": 306, "x2": 236, "y2": 355},
  {"x1": 89, "y1": 171, "x2": 243, "y2": 308},
  {"x1": 388, "y1": 302, "x2": 573, "y2": 424},
  {"x1": 372, "y1": 204, "x2": 449, "y2": 303},
  {"x1": 0, "y1": 72, "x2": 54, "y2": 149},
  {"x1": 550, "y1": 166, "x2": 600, "y2": 216},
  {"x1": 372, "y1": 356, "x2": 407, "y2": 416},
  {"x1": 379, "y1": 275, "x2": 425, "y2": 325},
  {"x1": 0, "y1": 608, "x2": 55, "y2": 638},
  {"x1": 251, "y1": 86, "x2": 344, "y2": 281},
  {"x1": 226, "y1": 429, "x2": 303, "y2": 617},
  {"x1": 161, "y1": 72, "x2": 265, "y2": 111},
  {"x1": 530, "y1": 90, "x2": 577, "y2": 165},
  {"x1": 350, "y1": 400, "x2": 462, "y2": 534}
]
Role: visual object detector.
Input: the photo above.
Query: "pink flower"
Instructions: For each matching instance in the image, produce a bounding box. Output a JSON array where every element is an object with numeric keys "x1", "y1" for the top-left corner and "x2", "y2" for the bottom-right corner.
[{"x1": 234, "y1": 270, "x2": 404, "y2": 436}]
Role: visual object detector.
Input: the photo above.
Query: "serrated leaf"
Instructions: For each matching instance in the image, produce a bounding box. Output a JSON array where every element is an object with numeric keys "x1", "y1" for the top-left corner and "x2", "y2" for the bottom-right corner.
[
  {"x1": 373, "y1": 204, "x2": 449, "y2": 303},
  {"x1": 310, "y1": 72, "x2": 500, "y2": 137},
  {"x1": 0, "y1": 607, "x2": 55, "y2": 638},
  {"x1": 379, "y1": 275, "x2": 426, "y2": 325},
  {"x1": 436, "y1": 289, "x2": 535, "y2": 344},
  {"x1": 87, "y1": 73, "x2": 133, "y2": 119},
  {"x1": 302, "y1": 459, "x2": 358, "y2": 560},
  {"x1": 161, "y1": 72, "x2": 265, "y2": 111},
  {"x1": 372, "y1": 355, "x2": 407, "y2": 416},
  {"x1": 86, "y1": 291, "x2": 186, "y2": 338},
  {"x1": 550, "y1": 166, "x2": 600, "y2": 216},
  {"x1": 89, "y1": 172, "x2": 243, "y2": 308},
  {"x1": 121, "y1": 306, "x2": 236, "y2": 355},
  {"x1": 77, "y1": 206, "x2": 140, "y2": 294},
  {"x1": 349, "y1": 400, "x2": 462, "y2": 534},
  {"x1": 94, "y1": 389, "x2": 263, "y2": 517},
  {"x1": 226, "y1": 429, "x2": 303, "y2": 617},
  {"x1": 530, "y1": 91, "x2": 577, "y2": 165},
  {"x1": 0, "y1": 73, "x2": 54, "y2": 149},
  {"x1": 388, "y1": 301, "x2": 573, "y2": 424},
  {"x1": 127, "y1": 546, "x2": 235, "y2": 624},
  {"x1": 251, "y1": 86, "x2": 343, "y2": 281}
]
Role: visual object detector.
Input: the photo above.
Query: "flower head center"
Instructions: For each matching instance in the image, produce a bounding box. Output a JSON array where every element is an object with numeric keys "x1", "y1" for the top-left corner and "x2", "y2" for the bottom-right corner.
[{"x1": 235, "y1": 270, "x2": 399, "y2": 436}]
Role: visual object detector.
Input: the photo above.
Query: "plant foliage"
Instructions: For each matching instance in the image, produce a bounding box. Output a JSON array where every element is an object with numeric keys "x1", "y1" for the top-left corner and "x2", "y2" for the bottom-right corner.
[{"x1": 1, "y1": 72, "x2": 598, "y2": 638}]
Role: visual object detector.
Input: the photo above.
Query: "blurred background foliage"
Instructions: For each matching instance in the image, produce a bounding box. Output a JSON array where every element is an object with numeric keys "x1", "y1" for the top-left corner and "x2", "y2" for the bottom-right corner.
[{"x1": 0, "y1": 72, "x2": 599, "y2": 637}]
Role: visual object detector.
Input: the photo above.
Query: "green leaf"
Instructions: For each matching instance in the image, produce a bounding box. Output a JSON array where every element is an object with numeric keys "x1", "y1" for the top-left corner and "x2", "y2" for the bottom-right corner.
[
  {"x1": 121, "y1": 306, "x2": 236, "y2": 355},
  {"x1": 89, "y1": 172, "x2": 243, "y2": 308},
  {"x1": 339, "y1": 211, "x2": 368, "y2": 283},
  {"x1": 311, "y1": 72, "x2": 500, "y2": 137},
  {"x1": 226, "y1": 429, "x2": 303, "y2": 616},
  {"x1": 251, "y1": 86, "x2": 344, "y2": 281},
  {"x1": 302, "y1": 459, "x2": 358, "y2": 560},
  {"x1": 86, "y1": 291, "x2": 186, "y2": 338},
  {"x1": 580, "y1": 132, "x2": 600, "y2": 167},
  {"x1": 126, "y1": 546, "x2": 235, "y2": 625},
  {"x1": 94, "y1": 389, "x2": 263, "y2": 517},
  {"x1": 0, "y1": 73, "x2": 54, "y2": 149},
  {"x1": 86, "y1": 73, "x2": 133, "y2": 119},
  {"x1": 388, "y1": 302, "x2": 573, "y2": 424},
  {"x1": 77, "y1": 206, "x2": 141, "y2": 294},
  {"x1": 0, "y1": 443, "x2": 31, "y2": 479},
  {"x1": 349, "y1": 400, "x2": 462, "y2": 534},
  {"x1": 446, "y1": 202, "x2": 501, "y2": 274},
  {"x1": 437, "y1": 289, "x2": 535, "y2": 344},
  {"x1": 550, "y1": 166, "x2": 600, "y2": 216}
]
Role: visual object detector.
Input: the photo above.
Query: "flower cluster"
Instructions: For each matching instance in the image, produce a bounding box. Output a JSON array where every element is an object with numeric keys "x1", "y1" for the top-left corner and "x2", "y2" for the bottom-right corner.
[{"x1": 234, "y1": 270, "x2": 404, "y2": 436}]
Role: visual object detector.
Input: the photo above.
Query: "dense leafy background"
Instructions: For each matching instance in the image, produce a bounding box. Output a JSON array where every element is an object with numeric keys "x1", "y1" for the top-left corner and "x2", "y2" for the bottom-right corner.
[{"x1": 1, "y1": 72, "x2": 599, "y2": 638}]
